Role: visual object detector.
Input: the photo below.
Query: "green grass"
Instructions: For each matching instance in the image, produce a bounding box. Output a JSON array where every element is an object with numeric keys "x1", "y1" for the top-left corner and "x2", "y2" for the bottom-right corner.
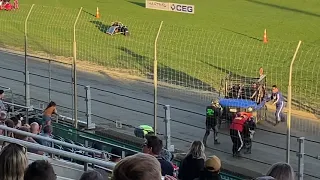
[{"x1": 0, "y1": 0, "x2": 320, "y2": 111}]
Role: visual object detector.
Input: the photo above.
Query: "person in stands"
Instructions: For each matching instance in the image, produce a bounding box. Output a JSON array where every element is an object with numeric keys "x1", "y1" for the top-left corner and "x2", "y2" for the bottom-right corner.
[
  {"x1": 110, "y1": 147, "x2": 122, "y2": 163},
  {"x1": 0, "y1": 143, "x2": 28, "y2": 180},
  {"x1": 40, "y1": 125, "x2": 53, "y2": 148},
  {"x1": 80, "y1": 170, "x2": 104, "y2": 180},
  {"x1": 266, "y1": 162, "x2": 295, "y2": 180},
  {"x1": 197, "y1": 156, "x2": 221, "y2": 180},
  {"x1": 0, "y1": 90, "x2": 6, "y2": 112},
  {"x1": 42, "y1": 101, "x2": 58, "y2": 126},
  {"x1": 142, "y1": 135, "x2": 174, "y2": 176},
  {"x1": 178, "y1": 141, "x2": 206, "y2": 180},
  {"x1": 15, "y1": 126, "x2": 44, "y2": 155},
  {"x1": 24, "y1": 160, "x2": 57, "y2": 180}
]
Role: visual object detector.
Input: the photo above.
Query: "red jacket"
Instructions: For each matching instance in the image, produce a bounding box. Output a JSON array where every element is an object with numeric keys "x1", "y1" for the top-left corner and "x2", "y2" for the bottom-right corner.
[{"x1": 230, "y1": 115, "x2": 249, "y2": 132}]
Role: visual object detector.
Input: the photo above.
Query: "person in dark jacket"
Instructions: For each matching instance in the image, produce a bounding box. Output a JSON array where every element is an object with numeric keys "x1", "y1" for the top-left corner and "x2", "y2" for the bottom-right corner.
[
  {"x1": 197, "y1": 155, "x2": 221, "y2": 180},
  {"x1": 178, "y1": 141, "x2": 206, "y2": 180},
  {"x1": 243, "y1": 116, "x2": 256, "y2": 154},
  {"x1": 203, "y1": 99, "x2": 222, "y2": 146}
]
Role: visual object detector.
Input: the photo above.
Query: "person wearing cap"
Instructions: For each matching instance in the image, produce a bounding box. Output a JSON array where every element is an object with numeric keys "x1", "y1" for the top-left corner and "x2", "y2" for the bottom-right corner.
[
  {"x1": 197, "y1": 155, "x2": 221, "y2": 180},
  {"x1": 203, "y1": 99, "x2": 222, "y2": 147},
  {"x1": 134, "y1": 125, "x2": 154, "y2": 139},
  {"x1": 229, "y1": 111, "x2": 251, "y2": 157},
  {"x1": 110, "y1": 147, "x2": 122, "y2": 163}
]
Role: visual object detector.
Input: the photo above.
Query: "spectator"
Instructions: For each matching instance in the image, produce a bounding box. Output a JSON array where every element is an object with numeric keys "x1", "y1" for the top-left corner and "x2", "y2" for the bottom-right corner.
[
  {"x1": 255, "y1": 176, "x2": 275, "y2": 180},
  {"x1": 197, "y1": 156, "x2": 221, "y2": 180},
  {"x1": 24, "y1": 160, "x2": 57, "y2": 180},
  {"x1": 15, "y1": 126, "x2": 43, "y2": 155},
  {"x1": 266, "y1": 162, "x2": 295, "y2": 180},
  {"x1": 110, "y1": 147, "x2": 122, "y2": 163},
  {"x1": 11, "y1": 116, "x2": 22, "y2": 129},
  {"x1": 79, "y1": 170, "x2": 104, "y2": 180},
  {"x1": 0, "y1": 111, "x2": 7, "y2": 121},
  {"x1": 160, "y1": 148, "x2": 173, "y2": 162},
  {"x1": 42, "y1": 101, "x2": 57, "y2": 126},
  {"x1": 142, "y1": 135, "x2": 174, "y2": 176},
  {"x1": 30, "y1": 122, "x2": 41, "y2": 144},
  {"x1": 0, "y1": 143, "x2": 28, "y2": 180},
  {"x1": 112, "y1": 153, "x2": 162, "y2": 180},
  {"x1": 40, "y1": 125, "x2": 53, "y2": 148},
  {"x1": 0, "y1": 90, "x2": 6, "y2": 112},
  {"x1": 4, "y1": 119, "x2": 15, "y2": 137},
  {"x1": 178, "y1": 141, "x2": 206, "y2": 180}
]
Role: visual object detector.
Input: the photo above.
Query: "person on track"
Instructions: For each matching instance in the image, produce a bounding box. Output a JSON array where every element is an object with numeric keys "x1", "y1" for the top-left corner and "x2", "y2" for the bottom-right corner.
[
  {"x1": 243, "y1": 114, "x2": 256, "y2": 154},
  {"x1": 229, "y1": 111, "x2": 251, "y2": 157},
  {"x1": 271, "y1": 85, "x2": 285, "y2": 125},
  {"x1": 203, "y1": 99, "x2": 222, "y2": 147}
]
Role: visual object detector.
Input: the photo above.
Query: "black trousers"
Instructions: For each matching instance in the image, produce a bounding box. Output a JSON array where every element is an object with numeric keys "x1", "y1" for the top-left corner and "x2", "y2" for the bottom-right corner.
[
  {"x1": 230, "y1": 129, "x2": 244, "y2": 155},
  {"x1": 244, "y1": 135, "x2": 252, "y2": 151}
]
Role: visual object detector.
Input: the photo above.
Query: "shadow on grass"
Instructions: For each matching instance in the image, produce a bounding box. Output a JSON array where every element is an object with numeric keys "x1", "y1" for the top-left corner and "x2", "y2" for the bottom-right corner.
[
  {"x1": 246, "y1": 0, "x2": 320, "y2": 18},
  {"x1": 90, "y1": 20, "x2": 110, "y2": 34},
  {"x1": 127, "y1": 1, "x2": 145, "y2": 8},
  {"x1": 221, "y1": 28, "x2": 261, "y2": 42},
  {"x1": 83, "y1": 10, "x2": 96, "y2": 17},
  {"x1": 119, "y1": 47, "x2": 217, "y2": 92}
]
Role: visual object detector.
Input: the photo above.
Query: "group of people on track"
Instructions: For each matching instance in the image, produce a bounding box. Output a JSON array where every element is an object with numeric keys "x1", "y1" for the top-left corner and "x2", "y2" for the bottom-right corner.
[{"x1": 203, "y1": 85, "x2": 285, "y2": 157}]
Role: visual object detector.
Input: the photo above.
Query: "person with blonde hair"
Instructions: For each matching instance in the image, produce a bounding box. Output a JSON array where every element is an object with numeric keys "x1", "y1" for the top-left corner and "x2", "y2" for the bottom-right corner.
[
  {"x1": 266, "y1": 162, "x2": 295, "y2": 180},
  {"x1": 112, "y1": 153, "x2": 162, "y2": 180},
  {"x1": 178, "y1": 141, "x2": 206, "y2": 180},
  {"x1": 0, "y1": 143, "x2": 28, "y2": 180}
]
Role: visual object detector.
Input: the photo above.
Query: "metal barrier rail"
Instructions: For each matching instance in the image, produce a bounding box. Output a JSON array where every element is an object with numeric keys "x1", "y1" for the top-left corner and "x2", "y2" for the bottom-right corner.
[{"x1": 0, "y1": 135, "x2": 116, "y2": 171}]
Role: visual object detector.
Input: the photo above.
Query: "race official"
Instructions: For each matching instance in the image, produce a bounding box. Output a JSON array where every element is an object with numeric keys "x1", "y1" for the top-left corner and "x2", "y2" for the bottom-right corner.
[
  {"x1": 271, "y1": 85, "x2": 285, "y2": 125},
  {"x1": 203, "y1": 100, "x2": 222, "y2": 147},
  {"x1": 229, "y1": 112, "x2": 250, "y2": 157}
]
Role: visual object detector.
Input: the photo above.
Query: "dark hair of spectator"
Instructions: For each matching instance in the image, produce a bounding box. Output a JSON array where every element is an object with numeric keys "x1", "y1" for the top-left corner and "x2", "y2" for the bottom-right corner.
[
  {"x1": 45, "y1": 101, "x2": 56, "y2": 110},
  {"x1": 272, "y1": 85, "x2": 277, "y2": 88},
  {"x1": 4, "y1": 119, "x2": 14, "y2": 128},
  {"x1": 15, "y1": 126, "x2": 30, "y2": 140},
  {"x1": 10, "y1": 117, "x2": 19, "y2": 126},
  {"x1": 0, "y1": 90, "x2": 4, "y2": 95},
  {"x1": 79, "y1": 170, "x2": 104, "y2": 180},
  {"x1": 24, "y1": 160, "x2": 56, "y2": 180},
  {"x1": 43, "y1": 125, "x2": 53, "y2": 134},
  {"x1": 145, "y1": 135, "x2": 163, "y2": 155},
  {"x1": 111, "y1": 147, "x2": 122, "y2": 159}
]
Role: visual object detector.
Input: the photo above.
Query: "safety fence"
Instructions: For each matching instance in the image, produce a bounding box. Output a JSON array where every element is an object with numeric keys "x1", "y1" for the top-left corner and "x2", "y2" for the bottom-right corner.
[{"x1": 0, "y1": 3, "x2": 320, "y2": 180}]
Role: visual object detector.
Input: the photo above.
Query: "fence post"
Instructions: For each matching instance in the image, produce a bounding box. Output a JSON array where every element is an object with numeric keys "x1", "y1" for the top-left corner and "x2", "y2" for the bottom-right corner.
[
  {"x1": 48, "y1": 60, "x2": 52, "y2": 102},
  {"x1": 24, "y1": 4, "x2": 34, "y2": 124},
  {"x1": 286, "y1": 40, "x2": 302, "y2": 163},
  {"x1": 73, "y1": 7, "x2": 83, "y2": 129},
  {"x1": 297, "y1": 137, "x2": 305, "y2": 180},
  {"x1": 25, "y1": 71, "x2": 30, "y2": 124},
  {"x1": 85, "y1": 86, "x2": 94, "y2": 129},
  {"x1": 164, "y1": 105, "x2": 171, "y2": 150},
  {"x1": 84, "y1": 140, "x2": 88, "y2": 171},
  {"x1": 153, "y1": 21, "x2": 164, "y2": 135}
]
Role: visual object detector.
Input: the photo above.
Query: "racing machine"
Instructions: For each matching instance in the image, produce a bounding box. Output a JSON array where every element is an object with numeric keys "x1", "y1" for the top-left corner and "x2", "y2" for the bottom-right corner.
[
  {"x1": 218, "y1": 72, "x2": 268, "y2": 124},
  {"x1": 106, "y1": 21, "x2": 130, "y2": 36}
]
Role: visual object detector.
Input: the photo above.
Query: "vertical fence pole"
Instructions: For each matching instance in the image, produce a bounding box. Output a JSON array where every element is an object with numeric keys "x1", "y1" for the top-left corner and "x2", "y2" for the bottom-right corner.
[
  {"x1": 297, "y1": 137, "x2": 305, "y2": 180},
  {"x1": 85, "y1": 86, "x2": 93, "y2": 129},
  {"x1": 73, "y1": 7, "x2": 83, "y2": 129},
  {"x1": 153, "y1": 21, "x2": 164, "y2": 135},
  {"x1": 24, "y1": 4, "x2": 34, "y2": 123},
  {"x1": 164, "y1": 105, "x2": 171, "y2": 150},
  {"x1": 84, "y1": 140, "x2": 88, "y2": 171},
  {"x1": 286, "y1": 40, "x2": 302, "y2": 164},
  {"x1": 25, "y1": 71, "x2": 30, "y2": 124},
  {"x1": 48, "y1": 60, "x2": 52, "y2": 102}
]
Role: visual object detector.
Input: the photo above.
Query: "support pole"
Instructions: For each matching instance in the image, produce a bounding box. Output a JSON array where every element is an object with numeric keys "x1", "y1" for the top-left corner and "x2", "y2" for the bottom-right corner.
[
  {"x1": 24, "y1": 4, "x2": 34, "y2": 124},
  {"x1": 48, "y1": 60, "x2": 52, "y2": 102},
  {"x1": 85, "y1": 86, "x2": 94, "y2": 129},
  {"x1": 286, "y1": 40, "x2": 302, "y2": 164},
  {"x1": 73, "y1": 7, "x2": 83, "y2": 129},
  {"x1": 164, "y1": 105, "x2": 171, "y2": 150},
  {"x1": 153, "y1": 21, "x2": 163, "y2": 135},
  {"x1": 297, "y1": 137, "x2": 305, "y2": 180}
]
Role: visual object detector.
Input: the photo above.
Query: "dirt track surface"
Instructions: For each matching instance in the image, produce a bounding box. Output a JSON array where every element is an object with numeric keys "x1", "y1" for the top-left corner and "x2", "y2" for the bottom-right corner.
[{"x1": 1, "y1": 50, "x2": 320, "y2": 179}]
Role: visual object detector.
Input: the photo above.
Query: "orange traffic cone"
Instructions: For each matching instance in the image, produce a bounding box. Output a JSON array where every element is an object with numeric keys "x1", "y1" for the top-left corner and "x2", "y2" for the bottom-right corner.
[
  {"x1": 263, "y1": 29, "x2": 268, "y2": 43},
  {"x1": 96, "y1": 7, "x2": 100, "y2": 19}
]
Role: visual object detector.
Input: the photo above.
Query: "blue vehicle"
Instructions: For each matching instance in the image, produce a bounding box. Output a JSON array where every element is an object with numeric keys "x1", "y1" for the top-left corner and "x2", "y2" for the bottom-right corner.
[{"x1": 218, "y1": 73, "x2": 268, "y2": 124}]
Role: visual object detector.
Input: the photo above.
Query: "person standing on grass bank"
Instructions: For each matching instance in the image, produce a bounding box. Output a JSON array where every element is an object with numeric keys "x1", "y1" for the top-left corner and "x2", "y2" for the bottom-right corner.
[{"x1": 42, "y1": 101, "x2": 58, "y2": 126}]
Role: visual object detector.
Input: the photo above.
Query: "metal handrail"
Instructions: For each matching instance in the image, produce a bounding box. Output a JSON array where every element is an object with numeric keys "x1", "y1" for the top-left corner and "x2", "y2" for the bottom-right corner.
[
  {"x1": 0, "y1": 135, "x2": 116, "y2": 170},
  {"x1": 0, "y1": 125, "x2": 102, "y2": 155}
]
